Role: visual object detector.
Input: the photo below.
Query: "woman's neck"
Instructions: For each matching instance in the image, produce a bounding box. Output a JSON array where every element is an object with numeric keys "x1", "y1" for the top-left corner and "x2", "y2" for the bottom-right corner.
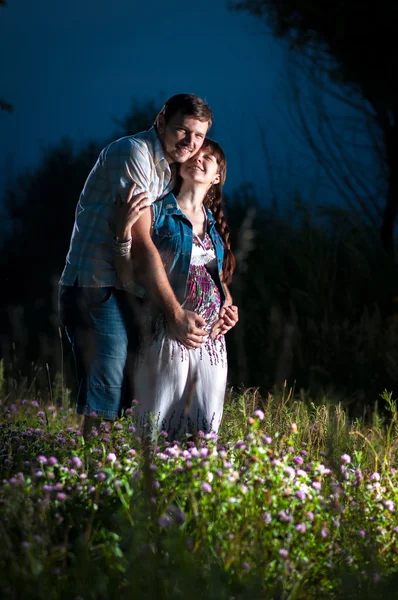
[{"x1": 176, "y1": 181, "x2": 208, "y2": 214}]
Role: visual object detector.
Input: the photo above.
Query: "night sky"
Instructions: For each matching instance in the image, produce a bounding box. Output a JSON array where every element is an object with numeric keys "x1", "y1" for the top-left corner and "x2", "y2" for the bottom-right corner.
[{"x1": 1, "y1": 0, "x2": 350, "y2": 205}]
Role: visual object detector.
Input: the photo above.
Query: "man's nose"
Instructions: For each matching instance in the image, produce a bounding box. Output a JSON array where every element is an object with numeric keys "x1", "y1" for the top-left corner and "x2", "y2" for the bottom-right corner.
[{"x1": 184, "y1": 132, "x2": 194, "y2": 146}]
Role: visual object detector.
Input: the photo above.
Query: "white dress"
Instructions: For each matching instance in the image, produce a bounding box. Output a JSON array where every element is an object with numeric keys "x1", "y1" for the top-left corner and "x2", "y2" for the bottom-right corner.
[{"x1": 134, "y1": 232, "x2": 227, "y2": 440}]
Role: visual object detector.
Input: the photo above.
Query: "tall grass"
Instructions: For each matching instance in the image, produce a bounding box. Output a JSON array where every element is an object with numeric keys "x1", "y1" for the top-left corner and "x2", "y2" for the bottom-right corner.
[{"x1": 1, "y1": 384, "x2": 398, "y2": 599}]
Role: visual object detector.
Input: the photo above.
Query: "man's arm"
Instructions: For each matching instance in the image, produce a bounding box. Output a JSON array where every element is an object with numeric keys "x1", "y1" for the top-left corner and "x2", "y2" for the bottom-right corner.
[
  {"x1": 130, "y1": 209, "x2": 208, "y2": 349},
  {"x1": 105, "y1": 140, "x2": 207, "y2": 348}
]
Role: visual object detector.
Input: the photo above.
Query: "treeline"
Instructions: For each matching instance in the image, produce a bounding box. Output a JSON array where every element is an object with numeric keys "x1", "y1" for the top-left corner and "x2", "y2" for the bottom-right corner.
[{"x1": 1, "y1": 99, "x2": 398, "y2": 410}]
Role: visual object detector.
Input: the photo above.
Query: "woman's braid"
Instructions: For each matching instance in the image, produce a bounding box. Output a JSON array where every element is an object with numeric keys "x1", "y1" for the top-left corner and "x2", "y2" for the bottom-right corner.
[{"x1": 205, "y1": 187, "x2": 236, "y2": 285}]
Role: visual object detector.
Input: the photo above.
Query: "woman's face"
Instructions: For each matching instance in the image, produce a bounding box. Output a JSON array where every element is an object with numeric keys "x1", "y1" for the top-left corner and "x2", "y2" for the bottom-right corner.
[{"x1": 180, "y1": 147, "x2": 220, "y2": 187}]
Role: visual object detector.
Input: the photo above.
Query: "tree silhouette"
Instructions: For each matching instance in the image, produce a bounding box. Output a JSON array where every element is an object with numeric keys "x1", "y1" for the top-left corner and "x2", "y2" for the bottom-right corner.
[
  {"x1": 0, "y1": 99, "x2": 161, "y2": 386},
  {"x1": 232, "y1": 0, "x2": 398, "y2": 256}
]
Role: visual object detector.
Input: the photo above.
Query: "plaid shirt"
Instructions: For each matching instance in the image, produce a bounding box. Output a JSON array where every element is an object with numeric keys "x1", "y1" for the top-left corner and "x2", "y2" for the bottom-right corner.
[{"x1": 59, "y1": 127, "x2": 174, "y2": 287}]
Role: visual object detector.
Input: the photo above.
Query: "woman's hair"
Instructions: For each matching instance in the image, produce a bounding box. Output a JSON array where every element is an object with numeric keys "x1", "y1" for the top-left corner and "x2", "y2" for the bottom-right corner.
[
  {"x1": 155, "y1": 94, "x2": 213, "y2": 128},
  {"x1": 202, "y1": 138, "x2": 236, "y2": 285}
]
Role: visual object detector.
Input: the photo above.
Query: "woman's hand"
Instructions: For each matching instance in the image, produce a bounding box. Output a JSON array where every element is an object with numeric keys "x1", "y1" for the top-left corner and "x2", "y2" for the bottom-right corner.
[
  {"x1": 115, "y1": 183, "x2": 151, "y2": 241},
  {"x1": 210, "y1": 304, "x2": 239, "y2": 339}
]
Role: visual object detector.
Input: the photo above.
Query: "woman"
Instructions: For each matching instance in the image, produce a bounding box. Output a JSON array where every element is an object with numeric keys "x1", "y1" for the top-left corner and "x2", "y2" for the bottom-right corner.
[{"x1": 113, "y1": 139, "x2": 238, "y2": 439}]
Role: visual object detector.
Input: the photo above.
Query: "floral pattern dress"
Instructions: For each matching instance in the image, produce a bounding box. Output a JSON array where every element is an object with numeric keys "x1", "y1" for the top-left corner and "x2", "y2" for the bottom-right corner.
[{"x1": 134, "y1": 232, "x2": 227, "y2": 440}]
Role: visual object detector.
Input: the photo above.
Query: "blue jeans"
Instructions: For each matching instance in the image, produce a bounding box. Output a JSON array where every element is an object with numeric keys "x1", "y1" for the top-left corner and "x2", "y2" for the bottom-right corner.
[{"x1": 59, "y1": 285, "x2": 140, "y2": 419}]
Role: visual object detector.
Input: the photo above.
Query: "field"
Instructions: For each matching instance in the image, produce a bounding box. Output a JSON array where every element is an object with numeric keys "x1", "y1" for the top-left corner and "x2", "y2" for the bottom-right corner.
[{"x1": 1, "y1": 378, "x2": 398, "y2": 599}]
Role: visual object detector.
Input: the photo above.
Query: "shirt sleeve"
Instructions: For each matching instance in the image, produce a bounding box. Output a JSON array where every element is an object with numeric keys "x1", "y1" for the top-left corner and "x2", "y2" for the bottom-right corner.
[{"x1": 101, "y1": 137, "x2": 153, "y2": 202}]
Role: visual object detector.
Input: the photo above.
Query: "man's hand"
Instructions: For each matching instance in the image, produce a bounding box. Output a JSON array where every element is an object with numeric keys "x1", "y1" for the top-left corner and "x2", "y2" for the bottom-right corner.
[
  {"x1": 210, "y1": 304, "x2": 239, "y2": 339},
  {"x1": 168, "y1": 308, "x2": 208, "y2": 349}
]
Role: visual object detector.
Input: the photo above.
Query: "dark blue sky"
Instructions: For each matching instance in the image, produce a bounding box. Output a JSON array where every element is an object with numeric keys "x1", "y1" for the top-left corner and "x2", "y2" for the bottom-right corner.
[{"x1": 0, "y1": 0, "x2": 364, "y2": 208}]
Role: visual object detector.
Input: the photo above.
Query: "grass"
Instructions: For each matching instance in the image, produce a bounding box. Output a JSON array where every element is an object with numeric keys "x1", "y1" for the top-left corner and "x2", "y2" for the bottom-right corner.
[{"x1": 0, "y1": 384, "x2": 398, "y2": 599}]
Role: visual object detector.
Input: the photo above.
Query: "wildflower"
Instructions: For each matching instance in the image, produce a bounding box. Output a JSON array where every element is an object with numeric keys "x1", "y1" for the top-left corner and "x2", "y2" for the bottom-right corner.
[
  {"x1": 320, "y1": 527, "x2": 329, "y2": 538},
  {"x1": 207, "y1": 472, "x2": 214, "y2": 483},
  {"x1": 125, "y1": 408, "x2": 133, "y2": 415},
  {"x1": 263, "y1": 512, "x2": 272, "y2": 524},
  {"x1": 370, "y1": 472, "x2": 380, "y2": 482},
  {"x1": 48, "y1": 457, "x2": 58, "y2": 466},
  {"x1": 279, "y1": 548, "x2": 289, "y2": 558},
  {"x1": 158, "y1": 515, "x2": 172, "y2": 528},
  {"x1": 31, "y1": 400, "x2": 40, "y2": 408},
  {"x1": 106, "y1": 453, "x2": 117, "y2": 463},
  {"x1": 242, "y1": 561, "x2": 251, "y2": 572},
  {"x1": 35, "y1": 470, "x2": 43, "y2": 478},
  {"x1": 340, "y1": 454, "x2": 351, "y2": 464},
  {"x1": 200, "y1": 447, "x2": 209, "y2": 458},
  {"x1": 384, "y1": 500, "x2": 395, "y2": 512},
  {"x1": 295, "y1": 523, "x2": 306, "y2": 533},
  {"x1": 37, "y1": 455, "x2": 48, "y2": 464},
  {"x1": 128, "y1": 425, "x2": 136, "y2": 433},
  {"x1": 114, "y1": 423, "x2": 123, "y2": 430},
  {"x1": 254, "y1": 409, "x2": 265, "y2": 420},
  {"x1": 312, "y1": 481, "x2": 322, "y2": 491},
  {"x1": 234, "y1": 441, "x2": 246, "y2": 450},
  {"x1": 201, "y1": 482, "x2": 212, "y2": 493},
  {"x1": 56, "y1": 493, "x2": 67, "y2": 501},
  {"x1": 114, "y1": 480, "x2": 122, "y2": 488},
  {"x1": 227, "y1": 471, "x2": 239, "y2": 483},
  {"x1": 160, "y1": 431, "x2": 168, "y2": 438},
  {"x1": 278, "y1": 510, "x2": 292, "y2": 523},
  {"x1": 296, "y1": 469, "x2": 308, "y2": 478},
  {"x1": 290, "y1": 423, "x2": 298, "y2": 434},
  {"x1": 295, "y1": 490, "x2": 306, "y2": 501},
  {"x1": 358, "y1": 530, "x2": 366, "y2": 538},
  {"x1": 262, "y1": 436, "x2": 272, "y2": 444},
  {"x1": 37, "y1": 411, "x2": 45, "y2": 418},
  {"x1": 284, "y1": 467, "x2": 295, "y2": 478},
  {"x1": 293, "y1": 456, "x2": 304, "y2": 465},
  {"x1": 71, "y1": 456, "x2": 83, "y2": 469},
  {"x1": 306, "y1": 511, "x2": 315, "y2": 521}
]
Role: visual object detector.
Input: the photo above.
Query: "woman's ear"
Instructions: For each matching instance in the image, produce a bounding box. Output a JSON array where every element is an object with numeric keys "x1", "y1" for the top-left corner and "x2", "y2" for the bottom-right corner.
[{"x1": 212, "y1": 173, "x2": 221, "y2": 185}]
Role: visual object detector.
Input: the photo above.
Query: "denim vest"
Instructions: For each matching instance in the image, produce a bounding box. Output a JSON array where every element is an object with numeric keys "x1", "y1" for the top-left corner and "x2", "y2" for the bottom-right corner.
[{"x1": 152, "y1": 193, "x2": 226, "y2": 305}]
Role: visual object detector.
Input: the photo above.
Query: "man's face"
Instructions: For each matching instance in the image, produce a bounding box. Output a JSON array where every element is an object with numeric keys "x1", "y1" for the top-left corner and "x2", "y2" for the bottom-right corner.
[{"x1": 157, "y1": 111, "x2": 209, "y2": 164}]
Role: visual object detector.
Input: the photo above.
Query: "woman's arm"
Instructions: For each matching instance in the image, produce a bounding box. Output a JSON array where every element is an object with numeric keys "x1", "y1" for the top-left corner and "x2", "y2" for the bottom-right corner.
[
  {"x1": 113, "y1": 184, "x2": 152, "y2": 285},
  {"x1": 210, "y1": 283, "x2": 239, "y2": 339}
]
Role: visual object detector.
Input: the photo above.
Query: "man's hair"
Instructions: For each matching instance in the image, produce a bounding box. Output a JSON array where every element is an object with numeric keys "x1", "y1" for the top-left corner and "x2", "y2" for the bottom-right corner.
[{"x1": 155, "y1": 94, "x2": 213, "y2": 128}]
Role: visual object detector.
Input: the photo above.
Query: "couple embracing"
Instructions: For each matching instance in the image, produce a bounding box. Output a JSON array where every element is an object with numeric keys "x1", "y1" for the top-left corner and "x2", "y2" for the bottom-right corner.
[{"x1": 59, "y1": 94, "x2": 238, "y2": 440}]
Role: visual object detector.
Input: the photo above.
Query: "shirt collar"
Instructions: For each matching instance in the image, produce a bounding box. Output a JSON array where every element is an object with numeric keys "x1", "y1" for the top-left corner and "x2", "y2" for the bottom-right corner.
[
  {"x1": 146, "y1": 126, "x2": 169, "y2": 167},
  {"x1": 160, "y1": 193, "x2": 215, "y2": 227}
]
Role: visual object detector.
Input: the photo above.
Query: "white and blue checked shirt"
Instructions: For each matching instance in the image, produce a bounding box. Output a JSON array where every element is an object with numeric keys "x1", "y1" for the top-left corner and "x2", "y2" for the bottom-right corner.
[{"x1": 59, "y1": 127, "x2": 175, "y2": 287}]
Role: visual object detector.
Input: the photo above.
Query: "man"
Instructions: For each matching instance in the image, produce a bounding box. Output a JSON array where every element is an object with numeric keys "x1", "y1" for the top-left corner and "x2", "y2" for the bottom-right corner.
[{"x1": 59, "y1": 94, "x2": 214, "y2": 436}]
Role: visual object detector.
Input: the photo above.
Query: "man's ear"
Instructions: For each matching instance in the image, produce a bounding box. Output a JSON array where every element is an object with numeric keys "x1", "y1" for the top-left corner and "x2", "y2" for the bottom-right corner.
[{"x1": 157, "y1": 114, "x2": 165, "y2": 135}]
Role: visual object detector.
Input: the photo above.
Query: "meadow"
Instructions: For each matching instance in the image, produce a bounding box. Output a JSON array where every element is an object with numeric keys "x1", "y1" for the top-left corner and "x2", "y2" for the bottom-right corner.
[{"x1": 1, "y1": 371, "x2": 398, "y2": 600}]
